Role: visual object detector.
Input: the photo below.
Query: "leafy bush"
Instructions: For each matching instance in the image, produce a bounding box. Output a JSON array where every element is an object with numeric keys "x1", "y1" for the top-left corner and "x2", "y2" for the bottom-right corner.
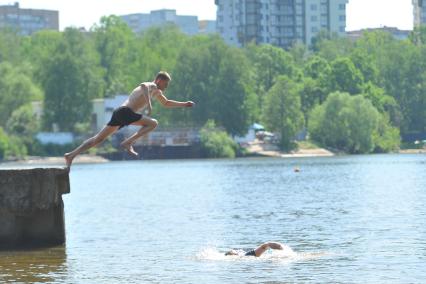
[
  {"x1": 309, "y1": 92, "x2": 383, "y2": 153},
  {"x1": 0, "y1": 127, "x2": 27, "y2": 160},
  {"x1": 373, "y1": 114, "x2": 400, "y2": 153},
  {"x1": 200, "y1": 120, "x2": 237, "y2": 158}
]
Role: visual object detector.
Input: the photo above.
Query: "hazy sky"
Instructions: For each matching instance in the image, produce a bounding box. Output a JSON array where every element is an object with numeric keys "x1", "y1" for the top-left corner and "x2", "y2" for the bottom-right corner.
[{"x1": 1, "y1": 0, "x2": 414, "y2": 31}]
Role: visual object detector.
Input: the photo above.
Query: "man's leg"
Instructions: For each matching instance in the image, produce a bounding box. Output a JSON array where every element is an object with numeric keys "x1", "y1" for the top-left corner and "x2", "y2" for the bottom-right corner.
[
  {"x1": 64, "y1": 125, "x2": 119, "y2": 168},
  {"x1": 120, "y1": 117, "x2": 158, "y2": 156}
]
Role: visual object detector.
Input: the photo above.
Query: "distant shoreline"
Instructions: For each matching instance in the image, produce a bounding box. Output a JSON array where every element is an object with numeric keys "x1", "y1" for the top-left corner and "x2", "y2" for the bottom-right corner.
[
  {"x1": 399, "y1": 149, "x2": 426, "y2": 154},
  {"x1": 1, "y1": 148, "x2": 424, "y2": 166}
]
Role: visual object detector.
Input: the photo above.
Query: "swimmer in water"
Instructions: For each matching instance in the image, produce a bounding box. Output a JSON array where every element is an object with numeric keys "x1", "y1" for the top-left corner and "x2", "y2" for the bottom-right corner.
[{"x1": 225, "y1": 242, "x2": 284, "y2": 257}]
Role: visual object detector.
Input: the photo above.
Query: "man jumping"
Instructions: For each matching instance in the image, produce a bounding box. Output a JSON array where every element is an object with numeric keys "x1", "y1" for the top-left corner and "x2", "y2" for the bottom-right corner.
[{"x1": 64, "y1": 71, "x2": 194, "y2": 168}]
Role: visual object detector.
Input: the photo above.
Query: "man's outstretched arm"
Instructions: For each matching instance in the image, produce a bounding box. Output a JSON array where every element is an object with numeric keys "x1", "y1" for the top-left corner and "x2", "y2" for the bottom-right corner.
[
  {"x1": 253, "y1": 242, "x2": 284, "y2": 257},
  {"x1": 156, "y1": 92, "x2": 194, "y2": 108}
]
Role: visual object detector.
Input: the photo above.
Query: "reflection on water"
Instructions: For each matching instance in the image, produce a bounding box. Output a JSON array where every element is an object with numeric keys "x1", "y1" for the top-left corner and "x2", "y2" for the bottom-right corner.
[
  {"x1": 0, "y1": 154, "x2": 425, "y2": 283},
  {"x1": 0, "y1": 246, "x2": 66, "y2": 283}
]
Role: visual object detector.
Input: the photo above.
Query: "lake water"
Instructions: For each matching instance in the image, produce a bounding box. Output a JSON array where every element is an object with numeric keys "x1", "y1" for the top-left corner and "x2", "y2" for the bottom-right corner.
[{"x1": 1, "y1": 154, "x2": 426, "y2": 283}]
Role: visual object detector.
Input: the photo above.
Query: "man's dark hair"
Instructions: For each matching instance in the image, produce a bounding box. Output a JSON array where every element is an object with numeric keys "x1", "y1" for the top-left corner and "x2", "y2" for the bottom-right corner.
[{"x1": 156, "y1": 71, "x2": 171, "y2": 81}]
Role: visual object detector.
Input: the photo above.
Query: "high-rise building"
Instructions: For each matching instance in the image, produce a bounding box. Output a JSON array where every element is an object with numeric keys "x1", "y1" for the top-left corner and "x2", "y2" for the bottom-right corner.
[
  {"x1": 215, "y1": 0, "x2": 348, "y2": 48},
  {"x1": 413, "y1": 0, "x2": 426, "y2": 27},
  {"x1": 199, "y1": 20, "x2": 217, "y2": 34},
  {"x1": 121, "y1": 9, "x2": 202, "y2": 35},
  {"x1": 0, "y1": 2, "x2": 59, "y2": 35}
]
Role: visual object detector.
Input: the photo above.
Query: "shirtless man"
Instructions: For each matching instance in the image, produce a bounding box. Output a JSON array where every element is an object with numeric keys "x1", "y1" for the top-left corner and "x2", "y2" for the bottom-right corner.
[
  {"x1": 225, "y1": 242, "x2": 284, "y2": 257},
  {"x1": 64, "y1": 71, "x2": 194, "y2": 168}
]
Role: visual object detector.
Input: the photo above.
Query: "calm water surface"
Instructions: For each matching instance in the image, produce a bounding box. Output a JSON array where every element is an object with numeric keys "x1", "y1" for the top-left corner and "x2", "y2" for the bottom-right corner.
[{"x1": 1, "y1": 154, "x2": 425, "y2": 283}]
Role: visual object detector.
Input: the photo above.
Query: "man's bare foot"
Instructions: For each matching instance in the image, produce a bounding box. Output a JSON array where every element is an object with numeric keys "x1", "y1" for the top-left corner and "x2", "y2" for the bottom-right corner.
[
  {"x1": 64, "y1": 153, "x2": 74, "y2": 169},
  {"x1": 121, "y1": 142, "x2": 139, "y2": 157}
]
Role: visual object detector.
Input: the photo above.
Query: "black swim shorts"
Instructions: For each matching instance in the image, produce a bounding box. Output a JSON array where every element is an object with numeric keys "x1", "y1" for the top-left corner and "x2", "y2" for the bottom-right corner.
[
  {"x1": 107, "y1": 106, "x2": 142, "y2": 129},
  {"x1": 245, "y1": 249, "x2": 256, "y2": 256}
]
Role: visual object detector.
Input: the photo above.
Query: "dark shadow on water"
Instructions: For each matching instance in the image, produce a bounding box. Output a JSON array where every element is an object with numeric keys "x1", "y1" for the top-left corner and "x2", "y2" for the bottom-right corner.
[{"x1": 0, "y1": 245, "x2": 67, "y2": 283}]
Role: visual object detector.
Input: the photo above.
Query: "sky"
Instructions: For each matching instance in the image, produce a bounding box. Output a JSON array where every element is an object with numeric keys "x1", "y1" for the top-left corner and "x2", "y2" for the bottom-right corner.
[{"x1": 0, "y1": 0, "x2": 415, "y2": 31}]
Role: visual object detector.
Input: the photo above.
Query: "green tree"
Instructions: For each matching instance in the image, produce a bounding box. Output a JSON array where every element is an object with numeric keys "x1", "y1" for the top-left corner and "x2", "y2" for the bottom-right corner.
[
  {"x1": 361, "y1": 82, "x2": 402, "y2": 127},
  {"x1": 6, "y1": 104, "x2": 40, "y2": 154},
  {"x1": 133, "y1": 25, "x2": 188, "y2": 82},
  {"x1": 0, "y1": 28, "x2": 21, "y2": 63},
  {"x1": 373, "y1": 114, "x2": 400, "y2": 153},
  {"x1": 200, "y1": 120, "x2": 237, "y2": 158},
  {"x1": 167, "y1": 35, "x2": 226, "y2": 126},
  {"x1": 0, "y1": 62, "x2": 42, "y2": 128},
  {"x1": 169, "y1": 35, "x2": 257, "y2": 135},
  {"x1": 350, "y1": 49, "x2": 380, "y2": 85},
  {"x1": 92, "y1": 16, "x2": 135, "y2": 95},
  {"x1": 303, "y1": 56, "x2": 332, "y2": 104},
  {"x1": 20, "y1": 30, "x2": 62, "y2": 77},
  {"x1": 299, "y1": 77, "x2": 325, "y2": 123},
  {"x1": 0, "y1": 127, "x2": 26, "y2": 160},
  {"x1": 262, "y1": 76, "x2": 304, "y2": 150},
  {"x1": 330, "y1": 57, "x2": 364, "y2": 95},
  {"x1": 213, "y1": 48, "x2": 257, "y2": 136},
  {"x1": 40, "y1": 28, "x2": 104, "y2": 131},
  {"x1": 245, "y1": 43, "x2": 297, "y2": 118},
  {"x1": 309, "y1": 92, "x2": 382, "y2": 153},
  {"x1": 379, "y1": 39, "x2": 426, "y2": 134},
  {"x1": 312, "y1": 30, "x2": 354, "y2": 61}
]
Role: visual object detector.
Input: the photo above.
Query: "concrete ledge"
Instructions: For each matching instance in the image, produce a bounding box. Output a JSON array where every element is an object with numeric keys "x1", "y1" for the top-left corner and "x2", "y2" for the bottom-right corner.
[{"x1": 0, "y1": 168, "x2": 70, "y2": 249}]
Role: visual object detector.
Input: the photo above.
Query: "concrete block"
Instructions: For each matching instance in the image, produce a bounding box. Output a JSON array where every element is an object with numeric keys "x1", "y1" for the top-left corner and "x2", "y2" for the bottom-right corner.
[{"x1": 0, "y1": 168, "x2": 70, "y2": 249}]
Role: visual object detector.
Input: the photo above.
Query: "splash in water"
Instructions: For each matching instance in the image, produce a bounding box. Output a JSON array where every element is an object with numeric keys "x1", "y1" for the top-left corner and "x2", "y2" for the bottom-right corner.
[{"x1": 194, "y1": 244, "x2": 323, "y2": 263}]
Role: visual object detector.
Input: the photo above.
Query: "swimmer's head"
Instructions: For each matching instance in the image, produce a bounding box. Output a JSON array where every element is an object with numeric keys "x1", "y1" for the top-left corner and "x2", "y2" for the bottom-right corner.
[{"x1": 225, "y1": 249, "x2": 239, "y2": 256}]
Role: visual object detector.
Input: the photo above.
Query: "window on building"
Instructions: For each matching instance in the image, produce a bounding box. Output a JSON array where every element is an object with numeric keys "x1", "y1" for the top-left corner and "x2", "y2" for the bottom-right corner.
[
  {"x1": 284, "y1": 28, "x2": 294, "y2": 36},
  {"x1": 311, "y1": 4, "x2": 318, "y2": 11},
  {"x1": 339, "y1": 4, "x2": 346, "y2": 10},
  {"x1": 339, "y1": 15, "x2": 346, "y2": 21},
  {"x1": 339, "y1": 26, "x2": 345, "y2": 32},
  {"x1": 312, "y1": 27, "x2": 319, "y2": 32},
  {"x1": 311, "y1": 15, "x2": 318, "y2": 22}
]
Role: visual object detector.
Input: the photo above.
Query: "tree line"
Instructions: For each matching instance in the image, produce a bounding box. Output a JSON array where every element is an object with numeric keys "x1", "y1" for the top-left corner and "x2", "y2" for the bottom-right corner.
[{"x1": 0, "y1": 16, "x2": 426, "y2": 159}]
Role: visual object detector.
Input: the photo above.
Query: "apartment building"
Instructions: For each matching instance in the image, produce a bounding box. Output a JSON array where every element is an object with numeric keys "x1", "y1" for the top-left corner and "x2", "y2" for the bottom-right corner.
[
  {"x1": 121, "y1": 9, "x2": 216, "y2": 35},
  {"x1": 347, "y1": 27, "x2": 411, "y2": 41},
  {"x1": 413, "y1": 0, "x2": 426, "y2": 27},
  {"x1": 0, "y1": 2, "x2": 58, "y2": 35},
  {"x1": 215, "y1": 0, "x2": 348, "y2": 48}
]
